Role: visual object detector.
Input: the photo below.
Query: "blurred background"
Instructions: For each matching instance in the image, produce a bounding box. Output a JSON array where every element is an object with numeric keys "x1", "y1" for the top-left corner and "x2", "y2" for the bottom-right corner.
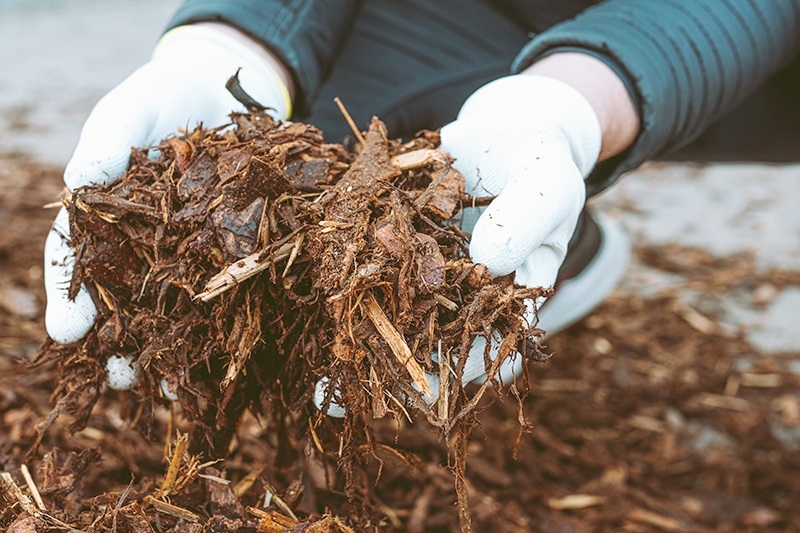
[{"x1": 0, "y1": 0, "x2": 181, "y2": 165}]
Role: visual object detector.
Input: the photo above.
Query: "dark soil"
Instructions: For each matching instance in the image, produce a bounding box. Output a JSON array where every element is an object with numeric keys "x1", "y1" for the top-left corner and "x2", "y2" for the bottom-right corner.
[{"x1": 2, "y1": 144, "x2": 800, "y2": 532}]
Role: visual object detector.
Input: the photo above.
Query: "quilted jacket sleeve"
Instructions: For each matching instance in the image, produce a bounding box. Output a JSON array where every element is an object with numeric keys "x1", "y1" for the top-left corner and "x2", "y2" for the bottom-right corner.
[{"x1": 513, "y1": 0, "x2": 800, "y2": 194}]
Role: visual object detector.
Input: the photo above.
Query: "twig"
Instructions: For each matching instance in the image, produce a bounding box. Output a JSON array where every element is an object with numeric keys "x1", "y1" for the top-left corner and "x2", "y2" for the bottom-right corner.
[
  {"x1": 447, "y1": 330, "x2": 518, "y2": 432},
  {"x1": 1, "y1": 472, "x2": 86, "y2": 532},
  {"x1": 334, "y1": 97, "x2": 365, "y2": 145},
  {"x1": 158, "y1": 432, "x2": 188, "y2": 497},
  {"x1": 362, "y1": 291, "x2": 432, "y2": 398},
  {"x1": 437, "y1": 339, "x2": 449, "y2": 422},
  {"x1": 143, "y1": 496, "x2": 199, "y2": 522},
  {"x1": 233, "y1": 465, "x2": 265, "y2": 498},
  {"x1": 20, "y1": 465, "x2": 45, "y2": 512},
  {"x1": 112, "y1": 476, "x2": 135, "y2": 533},
  {"x1": 280, "y1": 232, "x2": 304, "y2": 278},
  {"x1": 196, "y1": 241, "x2": 296, "y2": 301},
  {"x1": 263, "y1": 483, "x2": 299, "y2": 521},
  {"x1": 389, "y1": 148, "x2": 442, "y2": 170},
  {"x1": 2, "y1": 471, "x2": 38, "y2": 515}
]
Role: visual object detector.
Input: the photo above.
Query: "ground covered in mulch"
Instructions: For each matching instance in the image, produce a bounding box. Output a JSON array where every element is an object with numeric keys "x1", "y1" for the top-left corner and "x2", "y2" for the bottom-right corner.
[{"x1": 2, "y1": 143, "x2": 800, "y2": 532}]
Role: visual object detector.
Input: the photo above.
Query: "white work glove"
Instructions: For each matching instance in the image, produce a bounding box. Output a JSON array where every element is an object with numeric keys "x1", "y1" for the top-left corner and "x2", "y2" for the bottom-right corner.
[
  {"x1": 438, "y1": 74, "x2": 601, "y2": 384},
  {"x1": 315, "y1": 75, "x2": 602, "y2": 417},
  {"x1": 44, "y1": 24, "x2": 292, "y2": 347}
]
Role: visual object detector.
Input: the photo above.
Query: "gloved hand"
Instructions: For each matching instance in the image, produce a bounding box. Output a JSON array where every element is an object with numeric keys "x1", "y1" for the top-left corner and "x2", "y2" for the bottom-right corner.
[
  {"x1": 438, "y1": 74, "x2": 602, "y2": 384},
  {"x1": 315, "y1": 74, "x2": 602, "y2": 416},
  {"x1": 44, "y1": 23, "x2": 292, "y2": 346}
]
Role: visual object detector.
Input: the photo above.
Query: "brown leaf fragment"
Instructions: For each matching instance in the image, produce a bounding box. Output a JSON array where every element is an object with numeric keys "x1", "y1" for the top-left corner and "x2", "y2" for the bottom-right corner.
[
  {"x1": 37, "y1": 447, "x2": 100, "y2": 504},
  {"x1": 204, "y1": 467, "x2": 245, "y2": 518},
  {"x1": 240, "y1": 156, "x2": 292, "y2": 205},
  {"x1": 415, "y1": 234, "x2": 445, "y2": 290},
  {"x1": 463, "y1": 262, "x2": 493, "y2": 289},
  {"x1": 212, "y1": 197, "x2": 265, "y2": 259},
  {"x1": 217, "y1": 148, "x2": 252, "y2": 184},
  {"x1": 284, "y1": 158, "x2": 332, "y2": 192},
  {"x1": 169, "y1": 137, "x2": 196, "y2": 174},
  {"x1": 7, "y1": 514, "x2": 45, "y2": 533},
  {"x1": 177, "y1": 151, "x2": 217, "y2": 201},
  {"x1": 375, "y1": 223, "x2": 406, "y2": 259},
  {"x1": 420, "y1": 166, "x2": 465, "y2": 220}
]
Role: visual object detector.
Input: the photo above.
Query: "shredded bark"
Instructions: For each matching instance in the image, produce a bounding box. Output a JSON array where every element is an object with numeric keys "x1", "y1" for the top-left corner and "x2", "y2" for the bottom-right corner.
[
  {"x1": 3, "y1": 150, "x2": 800, "y2": 531},
  {"x1": 33, "y1": 111, "x2": 547, "y2": 529}
]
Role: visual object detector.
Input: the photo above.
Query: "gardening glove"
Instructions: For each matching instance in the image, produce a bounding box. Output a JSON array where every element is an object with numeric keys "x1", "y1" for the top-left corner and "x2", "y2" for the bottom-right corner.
[
  {"x1": 315, "y1": 75, "x2": 602, "y2": 417},
  {"x1": 44, "y1": 23, "x2": 292, "y2": 346},
  {"x1": 437, "y1": 74, "x2": 602, "y2": 383}
]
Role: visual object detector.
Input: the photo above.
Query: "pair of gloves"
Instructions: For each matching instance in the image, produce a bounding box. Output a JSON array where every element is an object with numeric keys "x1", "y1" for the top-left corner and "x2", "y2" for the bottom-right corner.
[{"x1": 44, "y1": 25, "x2": 601, "y2": 413}]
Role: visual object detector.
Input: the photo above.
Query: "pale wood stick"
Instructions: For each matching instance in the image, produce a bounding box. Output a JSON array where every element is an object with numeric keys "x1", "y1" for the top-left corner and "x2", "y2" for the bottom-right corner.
[
  {"x1": 20, "y1": 465, "x2": 45, "y2": 511},
  {"x1": 334, "y1": 97, "x2": 366, "y2": 145},
  {"x1": 196, "y1": 241, "x2": 295, "y2": 301},
  {"x1": 144, "y1": 496, "x2": 200, "y2": 522},
  {"x1": 362, "y1": 292, "x2": 432, "y2": 398}
]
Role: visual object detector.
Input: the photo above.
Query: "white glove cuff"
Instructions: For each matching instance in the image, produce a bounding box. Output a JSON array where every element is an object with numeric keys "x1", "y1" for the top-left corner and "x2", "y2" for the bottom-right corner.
[
  {"x1": 155, "y1": 24, "x2": 293, "y2": 120},
  {"x1": 456, "y1": 75, "x2": 602, "y2": 178}
]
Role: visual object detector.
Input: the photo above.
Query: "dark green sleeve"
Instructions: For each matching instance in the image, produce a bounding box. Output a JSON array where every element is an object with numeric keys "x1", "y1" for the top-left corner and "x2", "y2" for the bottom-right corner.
[
  {"x1": 513, "y1": 0, "x2": 800, "y2": 196},
  {"x1": 165, "y1": 0, "x2": 363, "y2": 115}
]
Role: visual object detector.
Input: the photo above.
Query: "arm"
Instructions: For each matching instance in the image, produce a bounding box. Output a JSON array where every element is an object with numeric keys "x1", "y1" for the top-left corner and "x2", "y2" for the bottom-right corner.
[
  {"x1": 523, "y1": 52, "x2": 639, "y2": 162},
  {"x1": 515, "y1": 0, "x2": 800, "y2": 194}
]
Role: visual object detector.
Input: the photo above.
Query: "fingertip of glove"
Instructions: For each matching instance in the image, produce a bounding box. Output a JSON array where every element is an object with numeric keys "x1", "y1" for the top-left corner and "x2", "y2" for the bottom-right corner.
[
  {"x1": 45, "y1": 320, "x2": 92, "y2": 345},
  {"x1": 469, "y1": 227, "x2": 521, "y2": 278},
  {"x1": 64, "y1": 150, "x2": 131, "y2": 191},
  {"x1": 105, "y1": 354, "x2": 140, "y2": 391},
  {"x1": 45, "y1": 293, "x2": 97, "y2": 345}
]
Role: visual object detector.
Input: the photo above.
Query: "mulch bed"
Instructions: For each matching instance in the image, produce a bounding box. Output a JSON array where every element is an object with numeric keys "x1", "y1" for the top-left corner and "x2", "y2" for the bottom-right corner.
[{"x1": 2, "y1": 134, "x2": 800, "y2": 531}]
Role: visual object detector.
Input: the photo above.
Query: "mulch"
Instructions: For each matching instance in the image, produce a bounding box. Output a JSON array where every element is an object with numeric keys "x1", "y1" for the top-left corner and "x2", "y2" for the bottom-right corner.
[{"x1": 2, "y1": 146, "x2": 799, "y2": 532}]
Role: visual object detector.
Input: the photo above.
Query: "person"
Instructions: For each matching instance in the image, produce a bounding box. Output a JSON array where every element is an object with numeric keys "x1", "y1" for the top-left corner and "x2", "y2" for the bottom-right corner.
[{"x1": 43, "y1": 1, "x2": 800, "y2": 411}]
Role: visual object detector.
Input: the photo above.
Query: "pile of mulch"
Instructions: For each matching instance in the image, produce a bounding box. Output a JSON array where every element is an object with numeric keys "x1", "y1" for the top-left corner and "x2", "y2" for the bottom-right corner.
[
  {"x1": 1, "y1": 143, "x2": 800, "y2": 530},
  {"x1": 5, "y1": 108, "x2": 547, "y2": 531}
]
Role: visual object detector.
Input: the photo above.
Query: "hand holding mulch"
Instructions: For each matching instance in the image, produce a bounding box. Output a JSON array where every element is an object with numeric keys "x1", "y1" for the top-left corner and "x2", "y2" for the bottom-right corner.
[{"x1": 35, "y1": 108, "x2": 549, "y2": 529}]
